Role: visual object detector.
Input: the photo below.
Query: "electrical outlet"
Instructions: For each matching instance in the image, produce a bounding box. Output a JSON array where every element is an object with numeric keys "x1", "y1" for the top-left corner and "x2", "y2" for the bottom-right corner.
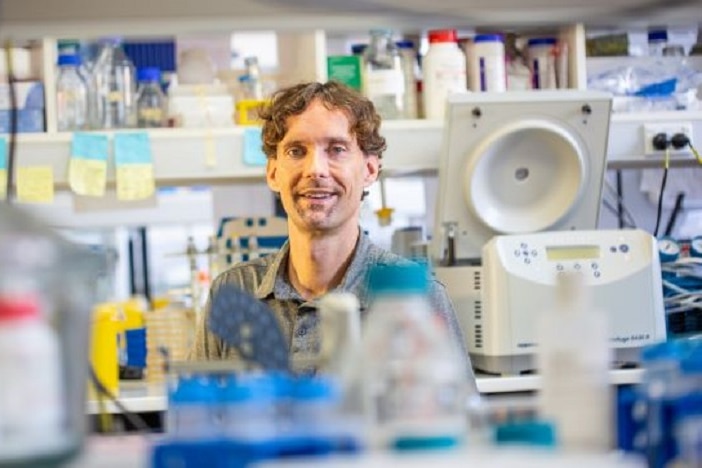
[{"x1": 643, "y1": 122, "x2": 695, "y2": 156}]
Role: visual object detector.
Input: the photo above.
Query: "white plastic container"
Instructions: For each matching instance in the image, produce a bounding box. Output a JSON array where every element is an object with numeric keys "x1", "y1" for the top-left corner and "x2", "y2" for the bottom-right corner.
[
  {"x1": 0, "y1": 295, "x2": 65, "y2": 460},
  {"x1": 467, "y1": 34, "x2": 506, "y2": 93},
  {"x1": 528, "y1": 37, "x2": 558, "y2": 90},
  {"x1": 536, "y1": 272, "x2": 612, "y2": 451},
  {"x1": 422, "y1": 29, "x2": 467, "y2": 120}
]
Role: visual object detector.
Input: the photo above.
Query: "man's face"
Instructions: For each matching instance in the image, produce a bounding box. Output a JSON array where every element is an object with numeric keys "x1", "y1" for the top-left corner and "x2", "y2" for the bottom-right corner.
[{"x1": 266, "y1": 99, "x2": 380, "y2": 235}]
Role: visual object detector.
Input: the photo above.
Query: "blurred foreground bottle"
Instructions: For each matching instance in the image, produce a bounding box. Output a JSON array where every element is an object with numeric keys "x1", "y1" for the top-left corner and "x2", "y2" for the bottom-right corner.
[
  {"x1": 0, "y1": 204, "x2": 101, "y2": 466},
  {"x1": 354, "y1": 263, "x2": 468, "y2": 451},
  {"x1": 536, "y1": 271, "x2": 612, "y2": 451}
]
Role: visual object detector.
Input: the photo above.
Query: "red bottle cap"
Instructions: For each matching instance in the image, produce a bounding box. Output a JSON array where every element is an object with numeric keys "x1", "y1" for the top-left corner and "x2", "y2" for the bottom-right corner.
[{"x1": 428, "y1": 29, "x2": 458, "y2": 44}]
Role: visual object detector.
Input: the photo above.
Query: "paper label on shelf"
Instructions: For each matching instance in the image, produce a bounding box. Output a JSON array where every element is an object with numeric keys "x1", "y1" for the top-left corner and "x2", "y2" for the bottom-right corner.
[
  {"x1": 116, "y1": 164, "x2": 155, "y2": 201},
  {"x1": 205, "y1": 131, "x2": 217, "y2": 168},
  {"x1": 70, "y1": 133, "x2": 108, "y2": 197},
  {"x1": 17, "y1": 166, "x2": 54, "y2": 204},
  {"x1": 114, "y1": 132, "x2": 153, "y2": 165},
  {"x1": 243, "y1": 127, "x2": 267, "y2": 166},
  {"x1": 69, "y1": 158, "x2": 107, "y2": 197},
  {"x1": 71, "y1": 133, "x2": 109, "y2": 162}
]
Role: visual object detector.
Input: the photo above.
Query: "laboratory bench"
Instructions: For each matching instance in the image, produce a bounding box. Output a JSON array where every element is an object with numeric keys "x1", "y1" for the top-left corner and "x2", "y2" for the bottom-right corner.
[{"x1": 86, "y1": 368, "x2": 645, "y2": 416}]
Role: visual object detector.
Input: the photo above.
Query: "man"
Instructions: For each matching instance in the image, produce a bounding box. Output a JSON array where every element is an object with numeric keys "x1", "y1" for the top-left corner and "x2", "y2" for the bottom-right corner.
[{"x1": 190, "y1": 81, "x2": 477, "y2": 389}]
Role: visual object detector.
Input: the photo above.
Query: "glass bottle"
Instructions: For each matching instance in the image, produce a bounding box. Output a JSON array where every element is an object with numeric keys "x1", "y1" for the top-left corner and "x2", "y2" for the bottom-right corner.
[
  {"x1": 396, "y1": 40, "x2": 418, "y2": 119},
  {"x1": 91, "y1": 37, "x2": 137, "y2": 129},
  {"x1": 56, "y1": 54, "x2": 88, "y2": 131},
  {"x1": 363, "y1": 29, "x2": 405, "y2": 120},
  {"x1": 356, "y1": 263, "x2": 468, "y2": 450},
  {"x1": 136, "y1": 67, "x2": 166, "y2": 128}
]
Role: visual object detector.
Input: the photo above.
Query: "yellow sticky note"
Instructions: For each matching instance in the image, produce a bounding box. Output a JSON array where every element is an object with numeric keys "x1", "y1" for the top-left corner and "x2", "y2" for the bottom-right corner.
[
  {"x1": 0, "y1": 169, "x2": 6, "y2": 200},
  {"x1": 17, "y1": 166, "x2": 54, "y2": 204},
  {"x1": 69, "y1": 158, "x2": 107, "y2": 197},
  {"x1": 116, "y1": 164, "x2": 155, "y2": 201}
]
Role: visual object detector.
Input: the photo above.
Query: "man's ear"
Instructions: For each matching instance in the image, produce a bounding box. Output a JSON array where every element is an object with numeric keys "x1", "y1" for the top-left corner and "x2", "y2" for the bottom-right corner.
[
  {"x1": 364, "y1": 154, "x2": 381, "y2": 188},
  {"x1": 266, "y1": 158, "x2": 280, "y2": 193}
]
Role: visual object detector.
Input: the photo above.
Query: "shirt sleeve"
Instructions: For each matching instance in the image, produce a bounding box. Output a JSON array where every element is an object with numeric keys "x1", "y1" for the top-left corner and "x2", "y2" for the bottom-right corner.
[{"x1": 429, "y1": 279, "x2": 480, "y2": 395}]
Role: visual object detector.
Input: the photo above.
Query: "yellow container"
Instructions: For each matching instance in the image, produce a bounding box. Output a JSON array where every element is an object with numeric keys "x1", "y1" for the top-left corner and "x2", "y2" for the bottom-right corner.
[
  {"x1": 236, "y1": 99, "x2": 267, "y2": 125},
  {"x1": 89, "y1": 304, "x2": 120, "y2": 397}
]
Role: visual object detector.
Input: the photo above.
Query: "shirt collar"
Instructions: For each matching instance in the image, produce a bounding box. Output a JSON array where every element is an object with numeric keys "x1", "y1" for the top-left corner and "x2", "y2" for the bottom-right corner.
[{"x1": 253, "y1": 228, "x2": 372, "y2": 306}]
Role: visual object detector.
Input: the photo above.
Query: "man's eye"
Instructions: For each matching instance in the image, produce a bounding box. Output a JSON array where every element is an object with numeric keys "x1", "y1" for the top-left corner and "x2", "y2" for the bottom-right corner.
[
  {"x1": 329, "y1": 145, "x2": 346, "y2": 155},
  {"x1": 286, "y1": 147, "x2": 305, "y2": 158}
]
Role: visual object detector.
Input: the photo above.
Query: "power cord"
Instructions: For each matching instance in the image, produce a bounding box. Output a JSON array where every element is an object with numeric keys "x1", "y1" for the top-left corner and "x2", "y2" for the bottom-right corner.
[
  {"x1": 3, "y1": 40, "x2": 18, "y2": 203},
  {"x1": 88, "y1": 365, "x2": 153, "y2": 433},
  {"x1": 653, "y1": 148, "x2": 670, "y2": 237}
]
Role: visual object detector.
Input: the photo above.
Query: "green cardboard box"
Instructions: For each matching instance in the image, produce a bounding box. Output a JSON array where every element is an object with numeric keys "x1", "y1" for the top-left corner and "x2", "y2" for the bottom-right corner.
[{"x1": 327, "y1": 55, "x2": 362, "y2": 91}]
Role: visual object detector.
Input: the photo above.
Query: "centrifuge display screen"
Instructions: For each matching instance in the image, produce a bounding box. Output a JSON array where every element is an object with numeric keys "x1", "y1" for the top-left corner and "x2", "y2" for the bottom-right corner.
[{"x1": 546, "y1": 245, "x2": 600, "y2": 261}]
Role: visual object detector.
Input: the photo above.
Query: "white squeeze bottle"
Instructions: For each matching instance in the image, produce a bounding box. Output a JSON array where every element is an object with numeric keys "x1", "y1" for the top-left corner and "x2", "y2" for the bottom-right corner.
[
  {"x1": 536, "y1": 271, "x2": 612, "y2": 451},
  {"x1": 422, "y1": 29, "x2": 467, "y2": 120}
]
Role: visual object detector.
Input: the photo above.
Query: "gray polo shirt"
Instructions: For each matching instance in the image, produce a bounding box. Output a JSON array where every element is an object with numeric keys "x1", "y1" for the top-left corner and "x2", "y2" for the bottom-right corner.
[{"x1": 189, "y1": 229, "x2": 477, "y2": 389}]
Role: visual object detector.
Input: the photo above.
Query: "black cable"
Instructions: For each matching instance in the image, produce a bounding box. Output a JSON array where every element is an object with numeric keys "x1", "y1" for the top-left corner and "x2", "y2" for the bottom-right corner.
[
  {"x1": 139, "y1": 226, "x2": 151, "y2": 303},
  {"x1": 653, "y1": 168, "x2": 669, "y2": 237},
  {"x1": 663, "y1": 192, "x2": 685, "y2": 237},
  {"x1": 615, "y1": 170, "x2": 624, "y2": 229},
  {"x1": 88, "y1": 365, "x2": 152, "y2": 433},
  {"x1": 4, "y1": 41, "x2": 18, "y2": 203}
]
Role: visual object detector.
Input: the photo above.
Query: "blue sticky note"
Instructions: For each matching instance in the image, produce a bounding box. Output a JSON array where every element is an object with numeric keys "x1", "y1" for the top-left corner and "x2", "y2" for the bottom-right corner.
[
  {"x1": 243, "y1": 127, "x2": 267, "y2": 166},
  {"x1": 0, "y1": 137, "x2": 6, "y2": 169},
  {"x1": 71, "y1": 133, "x2": 109, "y2": 161},
  {"x1": 114, "y1": 132, "x2": 152, "y2": 166}
]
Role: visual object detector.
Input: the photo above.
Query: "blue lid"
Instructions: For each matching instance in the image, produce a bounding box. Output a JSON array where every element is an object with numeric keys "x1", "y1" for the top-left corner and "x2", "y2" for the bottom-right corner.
[
  {"x1": 395, "y1": 40, "x2": 415, "y2": 49},
  {"x1": 494, "y1": 421, "x2": 557, "y2": 447},
  {"x1": 138, "y1": 67, "x2": 161, "y2": 83},
  {"x1": 680, "y1": 345, "x2": 702, "y2": 374},
  {"x1": 292, "y1": 376, "x2": 340, "y2": 401},
  {"x1": 57, "y1": 54, "x2": 81, "y2": 66},
  {"x1": 367, "y1": 262, "x2": 429, "y2": 295},
  {"x1": 641, "y1": 340, "x2": 688, "y2": 362},
  {"x1": 170, "y1": 376, "x2": 218, "y2": 404},
  {"x1": 351, "y1": 44, "x2": 368, "y2": 55},
  {"x1": 527, "y1": 37, "x2": 557, "y2": 46},
  {"x1": 474, "y1": 34, "x2": 503, "y2": 43},
  {"x1": 220, "y1": 373, "x2": 278, "y2": 403},
  {"x1": 648, "y1": 30, "x2": 668, "y2": 42}
]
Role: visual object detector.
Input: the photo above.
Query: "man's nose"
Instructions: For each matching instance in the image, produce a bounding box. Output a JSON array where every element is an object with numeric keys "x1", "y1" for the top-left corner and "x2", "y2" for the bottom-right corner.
[{"x1": 303, "y1": 147, "x2": 329, "y2": 177}]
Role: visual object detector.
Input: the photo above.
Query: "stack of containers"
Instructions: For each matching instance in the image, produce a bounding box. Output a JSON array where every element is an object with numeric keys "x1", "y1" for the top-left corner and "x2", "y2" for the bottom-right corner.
[{"x1": 145, "y1": 300, "x2": 193, "y2": 382}]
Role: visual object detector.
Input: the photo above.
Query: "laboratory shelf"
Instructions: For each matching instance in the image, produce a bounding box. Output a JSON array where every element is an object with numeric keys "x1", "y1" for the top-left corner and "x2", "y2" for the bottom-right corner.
[
  {"x1": 10, "y1": 110, "x2": 702, "y2": 192},
  {"x1": 10, "y1": 121, "x2": 445, "y2": 190}
]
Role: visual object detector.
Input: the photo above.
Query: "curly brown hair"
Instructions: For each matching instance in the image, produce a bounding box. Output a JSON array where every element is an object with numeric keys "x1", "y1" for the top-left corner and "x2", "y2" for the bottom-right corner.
[{"x1": 258, "y1": 81, "x2": 387, "y2": 159}]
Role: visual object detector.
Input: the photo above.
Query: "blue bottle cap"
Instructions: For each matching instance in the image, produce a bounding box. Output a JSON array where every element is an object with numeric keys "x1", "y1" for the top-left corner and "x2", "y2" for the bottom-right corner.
[
  {"x1": 395, "y1": 40, "x2": 415, "y2": 49},
  {"x1": 170, "y1": 376, "x2": 218, "y2": 404},
  {"x1": 351, "y1": 44, "x2": 368, "y2": 55},
  {"x1": 138, "y1": 67, "x2": 161, "y2": 83},
  {"x1": 474, "y1": 34, "x2": 503, "y2": 43},
  {"x1": 220, "y1": 373, "x2": 278, "y2": 403},
  {"x1": 527, "y1": 37, "x2": 557, "y2": 46},
  {"x1": 292, "y1": 376, "x2": 340, "y2": 401},
  {"x1": 648, "y1": 30, "x2": 668, "y2": 42},
  {"x1": 494, "y1": 420, "x2": 557, "y2": 447},
  {"x1": 57, "y1": 54, "x2": 81, "y2": 66},
  {"x1": 367, "y1": 262, "x2": 429, "y2": 295}
]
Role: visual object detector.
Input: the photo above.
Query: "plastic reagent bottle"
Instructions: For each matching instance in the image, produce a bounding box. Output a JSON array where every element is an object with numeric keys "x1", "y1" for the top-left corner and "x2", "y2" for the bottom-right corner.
[
  {"x1": 423, "y1": 29, "x2": 467, "y2": 120},
  {"x1": 363, "y1": 29, "x2": 406, "y2": 120},
  {"x1": 536, "y1": 271, "x2": 612, "y2": 451},
  {"x1": 0, "y1": 295, "x2": 64, "y2": 460},
  {"x1": 468, "y1": 34, "x2": 506, "y2": 92},
  {"x1": 359, "y1": 262, "x2": 468, "y2": 451},
  {"x1": 136, "y1": 67, "x2": 166, "y2": 128},
  {"x1": 56, "y1": 54, "x2": 89, "y2": 131},
  {"x1": 91, "y1": 37, "x2": 137, "y2": 129}
]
